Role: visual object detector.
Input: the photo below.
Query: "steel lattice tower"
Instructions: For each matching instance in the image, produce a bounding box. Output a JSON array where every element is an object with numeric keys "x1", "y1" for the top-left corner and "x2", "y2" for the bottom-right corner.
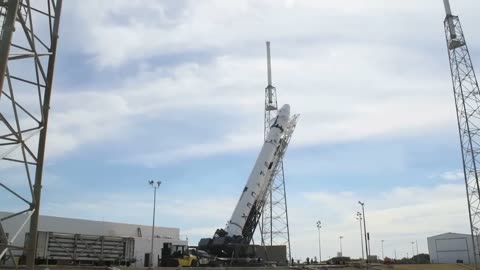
[
  {"x1": 443, "y1": 0, "x2": 480, "y2": 268},
  {"x1": 260, "y1": 41, "x2": 292, "y2": 262},
  {"x1": 0, "y1": 1, "x2": 63, "y2": 269}
]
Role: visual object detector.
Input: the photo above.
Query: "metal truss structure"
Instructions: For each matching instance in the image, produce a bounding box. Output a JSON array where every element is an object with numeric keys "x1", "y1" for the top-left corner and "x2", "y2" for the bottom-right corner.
[
  {"x1": 260, "y1": 41, "x2": 293, "y2": 262},
  {"x1": 443, "y1": 2, "x2": 480, "y2": 268},
  {"x1": 0, "y1": 0, "x2": 62, "y2": 269}
]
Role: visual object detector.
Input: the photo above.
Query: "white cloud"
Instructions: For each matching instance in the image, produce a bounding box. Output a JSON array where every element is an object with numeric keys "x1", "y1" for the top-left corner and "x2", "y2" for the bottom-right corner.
[
  {"x1": 288, "y1": 183, "x2": 469, "y2": 260},
  {"x1": 439, "y1": 170, "x2": 464, "y2": 181},
  {"x1": 48, "y1": 45, "x2": 458, "y2": 165},
  {"x1": 120, "y1": 130, "x2": 260, "y2": 167},
  {"x1": 44, "y1": 1, "x2": 480, "y2": 165},
  {"x1": 64, "y1": 0, "x2": 480, "y2": 68}
]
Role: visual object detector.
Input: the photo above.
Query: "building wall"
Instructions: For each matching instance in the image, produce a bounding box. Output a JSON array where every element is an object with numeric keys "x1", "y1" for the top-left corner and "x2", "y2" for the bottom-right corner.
[
  {"x1": 0, "y1": 212, "x2": 187, "y2": 267},
  {"x1": 427, "y1": 232, "x2": 478, "y2": 264}
]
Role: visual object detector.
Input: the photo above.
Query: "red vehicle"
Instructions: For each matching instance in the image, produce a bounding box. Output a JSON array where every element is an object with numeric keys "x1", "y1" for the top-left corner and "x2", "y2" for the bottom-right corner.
[{"x1": 384, "y1": 257, "x2": 394, "y2": 264}]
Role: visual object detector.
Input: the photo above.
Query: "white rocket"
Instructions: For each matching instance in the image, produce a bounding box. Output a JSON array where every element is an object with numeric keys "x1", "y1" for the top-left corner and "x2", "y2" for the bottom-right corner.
[{"x1": 225, "y1": 104, "x2": 291, "y2": 237}]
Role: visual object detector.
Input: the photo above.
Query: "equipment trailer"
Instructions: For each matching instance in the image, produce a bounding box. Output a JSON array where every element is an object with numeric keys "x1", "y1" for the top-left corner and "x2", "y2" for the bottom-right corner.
[{"x1": 23, "y1": 231, "x2": 135, "y2": 266}]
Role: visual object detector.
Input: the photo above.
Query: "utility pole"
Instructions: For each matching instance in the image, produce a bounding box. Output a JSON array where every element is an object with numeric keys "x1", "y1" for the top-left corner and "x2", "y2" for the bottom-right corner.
[
  {"x1": 411, "y1": 242, "x2": 415, "y2": 262},
  {"x1": 356, "y1": 212, "x2": 365, "y2": 261},
  {"x1": 359, "y1": 201, "x2": 369, "y2": 263},
  {"x1": 316, "y1": 221, "x2": 322, "y2": 263},
  {"x1": 149, "y1": 180, "x2": 161, "y2": 268},
  {"x1": 339, "y1": 236, "x2": 344, "y2": 255},
  {"x1": 442, "y1": 1, "x2": 480, "y2": 268},
  {"x1": 367, "y1": 232, "x2": 371, "y2": 258}
]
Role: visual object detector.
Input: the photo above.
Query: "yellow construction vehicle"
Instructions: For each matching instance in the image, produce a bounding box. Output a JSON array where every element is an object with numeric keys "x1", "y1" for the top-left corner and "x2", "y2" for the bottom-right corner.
[{"x1": 161, "y1": 243, "x2": 199, "y2": 267}]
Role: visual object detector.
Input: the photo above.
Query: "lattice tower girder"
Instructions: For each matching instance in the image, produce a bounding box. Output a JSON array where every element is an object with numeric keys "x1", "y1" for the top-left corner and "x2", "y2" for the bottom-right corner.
[{"x1": 445, "y1": 13, "x2": 480, "y2": 268}]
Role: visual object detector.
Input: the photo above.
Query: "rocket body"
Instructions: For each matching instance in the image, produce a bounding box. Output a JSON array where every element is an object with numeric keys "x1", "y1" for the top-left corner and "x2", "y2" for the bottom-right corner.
[{"x1": 225, "y1": 104, "x2": 290, "y2": 237}]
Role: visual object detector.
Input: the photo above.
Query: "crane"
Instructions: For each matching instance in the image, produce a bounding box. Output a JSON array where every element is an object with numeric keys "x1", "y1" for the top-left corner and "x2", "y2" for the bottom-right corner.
[
  {"x1": 198, "y1": 104, "x2": 299, "y2": 263},
  {"x1": 442, "y1": 0, "x2": 480, "y2": 268}
]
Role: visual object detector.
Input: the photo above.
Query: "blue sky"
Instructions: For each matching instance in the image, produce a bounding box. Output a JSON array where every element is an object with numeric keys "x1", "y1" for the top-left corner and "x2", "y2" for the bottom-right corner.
[{"x1": 2, "y1": 0, "x2": 480, "y2": 261}]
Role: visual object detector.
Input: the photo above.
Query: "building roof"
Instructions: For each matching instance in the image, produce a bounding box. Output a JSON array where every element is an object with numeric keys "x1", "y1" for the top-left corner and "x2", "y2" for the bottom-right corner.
[
  {"x1": 427, "y1": 232, "x2": 471, "y2": 239},
  {"x1": 0, "y1": 211, "x2": 181, "y2": 240}
]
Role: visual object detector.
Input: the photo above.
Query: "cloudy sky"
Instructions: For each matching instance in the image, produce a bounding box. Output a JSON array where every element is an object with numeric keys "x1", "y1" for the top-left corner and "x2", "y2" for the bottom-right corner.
[{"x1": 3, "y1": 0, "x2": 480, "y2": 261}]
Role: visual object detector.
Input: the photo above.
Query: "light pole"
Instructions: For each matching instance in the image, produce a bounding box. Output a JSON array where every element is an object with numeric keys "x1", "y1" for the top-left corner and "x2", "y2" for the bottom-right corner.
[
  {"x1": 411, "y1": 241, "x2": 415, "y2": 262},
  {"x1": 381, "y1": 240, "x2": 384, "y2": 260},
  {"x1": 356, "y1": 212, "x2": 364, "y2": 261},
  {"x1": 149, "y1": 180, "x2": 161, "y2": 268},
  {"x1": 339, "y1": 236, "x2": 344, "y2": 255},
  {"x1": 316, "y1": 221, "x2": 322, "y2": 263},
  {"x1": 359, "y1": 201, "x2": 369, "y2": 263}
]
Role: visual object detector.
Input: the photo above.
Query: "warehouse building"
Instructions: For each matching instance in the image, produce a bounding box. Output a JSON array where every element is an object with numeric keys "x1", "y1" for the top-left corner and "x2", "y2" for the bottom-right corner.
[
  {"x1": 427, "y1": 232, "x2": 479, "y2": 264},
  {"x1": 0, "y1": 212, "x2": 187, "y2": 267}
]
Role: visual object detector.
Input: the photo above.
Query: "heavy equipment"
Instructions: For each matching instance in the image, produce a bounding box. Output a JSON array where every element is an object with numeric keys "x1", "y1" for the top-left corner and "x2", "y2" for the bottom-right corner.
[
  {"x1": 198, "y1": 104, "x2": 299, "y2": 264},
  {"x1": 160, "y1": 242, "x2": 199, "y2": 267}
]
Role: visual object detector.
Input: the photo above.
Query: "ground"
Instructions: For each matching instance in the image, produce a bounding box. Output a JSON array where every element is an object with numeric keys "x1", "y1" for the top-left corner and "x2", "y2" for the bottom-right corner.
[
  {"x1": 391, "y1": 265, "x2": 473, "y2": 270},
  {"x1": 304, "y1": 264, "x2": 473, "y2": 270},
  {"x1": 0, "y1": 265, "x2": 474, "y2": 270}
]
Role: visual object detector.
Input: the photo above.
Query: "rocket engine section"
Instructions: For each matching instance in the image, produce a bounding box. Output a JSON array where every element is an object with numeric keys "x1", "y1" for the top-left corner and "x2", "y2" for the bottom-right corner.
[{"x1": 198, "y1": 104, "x2": 291, "y2": 257}]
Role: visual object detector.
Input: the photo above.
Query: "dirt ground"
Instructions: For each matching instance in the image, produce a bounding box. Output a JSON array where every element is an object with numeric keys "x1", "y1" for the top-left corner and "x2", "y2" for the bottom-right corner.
[
  {"x1": 391, "y1": 265, "x2": 473, "y2": 270},
  {"x1": 303, "y1": 264, "x2": 473, "y2": 270}
]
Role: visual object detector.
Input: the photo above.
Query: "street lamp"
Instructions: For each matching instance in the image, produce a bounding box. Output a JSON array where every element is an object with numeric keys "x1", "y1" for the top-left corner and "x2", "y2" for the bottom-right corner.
[
  {"x1": 316, "y1": 221, "x2": 322, "y2": 263},
  {"x1": 381, "y1": 240, "x2": 384, "y2": 260},
  {"x1": 358, "y1": 201, "x2": 369, "y2": 263},
  {"x1": 356, "y1": 212, "x2": 364, "y2": 261},
  {"x1": 149, "y1": 180, "x2": 161, "y2": 268},
  {"x1": 411, "y1": 241, "x2": 415, "y2": 261},
  {"x1": 339, "y1": 236, "x2": 344, "y2": 255}
]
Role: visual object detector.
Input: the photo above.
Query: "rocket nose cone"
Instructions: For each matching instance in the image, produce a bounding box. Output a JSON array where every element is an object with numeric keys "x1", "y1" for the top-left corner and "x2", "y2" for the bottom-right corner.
[{"x1": 278, "y1": 104, "x2": 290, "y2": 117}]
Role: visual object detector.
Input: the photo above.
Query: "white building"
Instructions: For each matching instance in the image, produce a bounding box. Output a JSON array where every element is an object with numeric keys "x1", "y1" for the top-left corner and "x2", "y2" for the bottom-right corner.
[
  {"x1": 427, "y1": 232, "x2": 479, "y2": 264},
  {"x1": 0, "y1": 212, "x2": 187, "y2": 267}
]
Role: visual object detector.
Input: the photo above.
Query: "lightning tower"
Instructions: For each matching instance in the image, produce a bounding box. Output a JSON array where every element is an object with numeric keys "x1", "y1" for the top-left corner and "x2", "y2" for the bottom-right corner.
[
  {"x1": 0, "y1": 1, "x2": 63, "y2": 269},
  {"x1": 443, "y1": 0, "x2": 480, "y2": 267},
  {"x1": 261, "y1": 41, "x2": 292, "y2": 262}
]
